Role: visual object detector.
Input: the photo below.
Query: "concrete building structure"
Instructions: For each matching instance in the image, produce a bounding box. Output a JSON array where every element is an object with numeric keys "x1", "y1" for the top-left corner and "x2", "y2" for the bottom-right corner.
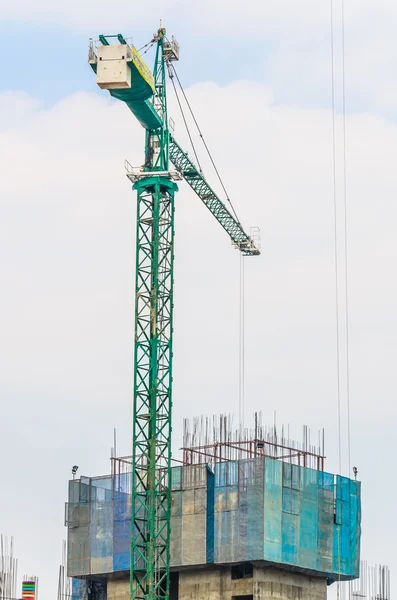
[
  {"x1": 102, "y1": 566, "x2": 327, "y2": 600},
  {"x1": 67, "y1": 418, "x2": 361, "y2": 600}
]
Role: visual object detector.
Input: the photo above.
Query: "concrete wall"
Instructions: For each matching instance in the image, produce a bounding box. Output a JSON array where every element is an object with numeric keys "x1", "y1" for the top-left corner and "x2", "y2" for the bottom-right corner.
[
  {"x1": 107, "y1": 579, "x2": 129, "y2": 600},
  {"x1": 179, "y1": 565, "x2": 327, "y2": 600},
  {"x1": 106, "y1": 565, "x2": 327, "y2": 600},
  {"x1": 255, "y1": 568, "x2": 327, "y2": 600}
]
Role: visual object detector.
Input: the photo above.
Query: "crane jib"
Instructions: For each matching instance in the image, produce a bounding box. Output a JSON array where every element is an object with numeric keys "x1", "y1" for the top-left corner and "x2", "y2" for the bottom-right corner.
[{"x1": 169, "y1": 135, "x2": 260, "y2": 256}]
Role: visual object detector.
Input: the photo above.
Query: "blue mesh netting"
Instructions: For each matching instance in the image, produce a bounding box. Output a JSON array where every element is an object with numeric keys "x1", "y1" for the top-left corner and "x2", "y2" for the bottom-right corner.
[
  {"x1": 67, "y1": 460, "x2": 361, "y2": 583},
  {"x1": 213, "y1": 458, "x2": 360, "y2": 581}
]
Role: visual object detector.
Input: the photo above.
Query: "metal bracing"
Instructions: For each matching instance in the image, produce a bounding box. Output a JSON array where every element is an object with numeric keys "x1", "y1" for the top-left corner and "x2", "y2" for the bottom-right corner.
[{"x1": 131, "y1": 176, "x2": 177, "y2": 600}]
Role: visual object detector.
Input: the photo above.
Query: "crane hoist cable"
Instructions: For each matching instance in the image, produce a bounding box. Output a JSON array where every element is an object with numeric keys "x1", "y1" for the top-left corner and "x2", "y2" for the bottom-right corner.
[{"x1": 167, "y1": 59, "x2": 242, "y2": 225}]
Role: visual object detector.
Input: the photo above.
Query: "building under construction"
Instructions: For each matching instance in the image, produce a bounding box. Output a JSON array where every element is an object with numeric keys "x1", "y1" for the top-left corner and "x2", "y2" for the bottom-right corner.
[{"x1": 66, "y1": 415, "x2": 361, "y2": 600}]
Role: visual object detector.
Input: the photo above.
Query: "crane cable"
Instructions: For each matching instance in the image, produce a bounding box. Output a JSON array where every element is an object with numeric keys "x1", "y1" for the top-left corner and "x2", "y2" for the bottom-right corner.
[
  {"x1": 166, "y1": 56, "x2": 248, "y2": 428},
  {"x1": 330, "y1": 0, "x2": 352, "y2": 478},
  {"x1": 341, "y1": 0, "x2": 352, "y2": 483},
  {"x1": 331, "y1": 0, "x2": 352, "y2": 597},
  {"x1": 168, "y1": 66, "x2": 204, "y2": 175},
  {"x1": 137, "y1": 40, "x2": 154, "y2": 53},
  {"x1": 341, "y1": 0, "x2": 352, "y2": 597},
  {"x1": 167, "y1": 60, "x2": 242, "y2": 225},
  {"x1": 330, "y1": 0, "x2": 343, "y2": 483},
  {"x1": 331, "y1": 0, "x2": 352, "y2": 480}
]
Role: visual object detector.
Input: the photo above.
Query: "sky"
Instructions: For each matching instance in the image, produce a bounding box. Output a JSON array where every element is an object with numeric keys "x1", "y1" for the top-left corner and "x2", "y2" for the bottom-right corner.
[{"x1": 0, "y1": 1, "x2": 396, "y2": 598}]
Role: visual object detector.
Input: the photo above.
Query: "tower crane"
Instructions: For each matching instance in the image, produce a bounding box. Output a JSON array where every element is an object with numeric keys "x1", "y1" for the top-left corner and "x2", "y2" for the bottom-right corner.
[{"x1": 88, "y1": 24, "x2": 260, "y2": 600}]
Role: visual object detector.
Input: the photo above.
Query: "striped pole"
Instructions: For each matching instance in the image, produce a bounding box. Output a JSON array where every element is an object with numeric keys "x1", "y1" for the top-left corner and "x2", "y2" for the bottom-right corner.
[{"x1": 22, "y1": 581, "x2": 36, "y2": 600}]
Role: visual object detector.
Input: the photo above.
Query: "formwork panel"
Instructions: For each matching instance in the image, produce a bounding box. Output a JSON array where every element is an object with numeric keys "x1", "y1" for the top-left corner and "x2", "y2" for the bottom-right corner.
[
  {"x1": 113, "y1": 491, "x2": 130, "y2": 572},
  {"x1": 68, "y1": 523, "x2": 90, "y2": 576},
  {"x1": 298, "y1": 468, "x2": 318, "y2": 570},
  {"x1": 282, "y1": 512, "x2": 299, "y2": 565},
  {"x1": 182, "y1": 513, "x2": 206, "y2": 565},
  {"x1": 90, "y1": 501, "x2": 113, "y2": 574},
  {"x1": 194, "y1": 487, "x2": 207, "y2": 514},
  {"x1": 171, "y1": 490, "x2": 182, "y2": 516},
  {"x1": 317, "y1": 487, "x2": 334, "y2": 573},
  {"x1": 170, "y1": 515, "x2": 183, "y2": 567},
  {"x1": 182, "y1": 489, "x2": 195, "y2": 515},
  {"x1": 264, "y1": 458, "x2": 282, "y2": 563}
]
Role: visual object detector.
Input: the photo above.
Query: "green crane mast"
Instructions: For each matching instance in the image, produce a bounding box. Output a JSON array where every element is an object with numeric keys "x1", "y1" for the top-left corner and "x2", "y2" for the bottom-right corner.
[{"x1": 88, "y1": 25, "x2": 260, "y2": 600}]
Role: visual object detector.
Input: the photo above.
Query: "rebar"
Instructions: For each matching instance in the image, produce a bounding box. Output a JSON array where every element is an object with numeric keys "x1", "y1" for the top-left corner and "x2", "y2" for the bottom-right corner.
[
  {"x1": 181, "y1": 412, "x2": 325, "y2": 471},
  {"x1": 57, "y1": 541, "x2": 71, "y2": 600},
  {"x1": 352, "y1": 561, "x2": 391, "y2": 600},
  {"x1": 0, "y1": 535, "x2": 18, "y2": 600}
]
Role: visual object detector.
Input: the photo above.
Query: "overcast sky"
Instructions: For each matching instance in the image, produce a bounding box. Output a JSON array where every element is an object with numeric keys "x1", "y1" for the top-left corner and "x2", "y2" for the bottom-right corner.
[{"x1": 1, "y1": 1, "x2": 396, "y2": 599}]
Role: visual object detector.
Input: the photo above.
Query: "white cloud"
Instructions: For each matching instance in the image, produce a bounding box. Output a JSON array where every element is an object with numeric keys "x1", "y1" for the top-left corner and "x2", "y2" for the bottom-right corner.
[
  {"x1": 3, "y1": 1, "x2": 397, "y2": 118},
  {"x1": 1, "y1": 80, "x2": 396, "y2": 597},
  {"x1": 0, "y1": 0, "x2": 393, "y2": 36}
]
